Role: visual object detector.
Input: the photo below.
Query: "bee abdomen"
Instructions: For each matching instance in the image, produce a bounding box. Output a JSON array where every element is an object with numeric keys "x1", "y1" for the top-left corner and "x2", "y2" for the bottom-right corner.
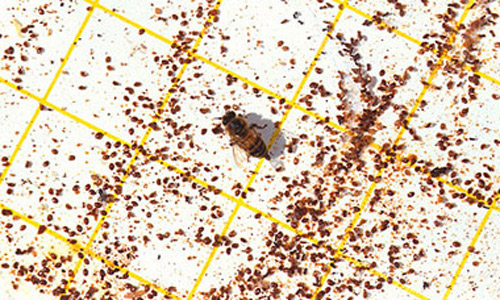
[{"x1": 248, "y1": 135, "x2": 267, "y2": 158}]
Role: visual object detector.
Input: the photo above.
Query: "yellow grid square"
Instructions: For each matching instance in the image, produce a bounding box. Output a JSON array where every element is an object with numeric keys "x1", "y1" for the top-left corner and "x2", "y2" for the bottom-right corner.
[
  {"x1": 0, "y1": 111, "x2": 134, "y2": 244},
  {"x1": 318, "y1": 257, "x2": 426, "y2": 300},
  {"x1": 142, "y1": 58, "x2": 288, "y2": 199},
  {"x1": 87, "y1": 154, "x2": 236, "y2": 299},
  {"x1": 193, "y1": 207, "x2": 331, "y2": 299},
  {"x1": 248, "y1": 108, "x2": 381, "y2": 248},
  {"x1": 445, "y1": 209, "x2": 500, "y2": 299},
  {"x1": 341, "y1": 160, "x2": 489, "y2": 299},
  {"x1": 196, "y1": 0, "x2": 340, "y2": 100},
  {"x1": 398, "y1": 67, "x2": 500, "y2": 203},
  {"x1": 45, "y1": 7, "x2": 189, "y2": 144},
  {"x1": 294, "y1": 7, "x2": 437, "y2": 150},
  {"x1": 0, "y1": 0, "x2": 92, "y2": 95},
  {"x1": 0, "y1": 211, "x2": 79, "y2": 300}
]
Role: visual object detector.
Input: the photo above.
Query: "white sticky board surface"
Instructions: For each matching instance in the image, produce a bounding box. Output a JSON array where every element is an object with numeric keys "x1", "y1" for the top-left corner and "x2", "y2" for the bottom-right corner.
[{"x1": 0, "y1": 0, "x2": 499, "y2": 300}]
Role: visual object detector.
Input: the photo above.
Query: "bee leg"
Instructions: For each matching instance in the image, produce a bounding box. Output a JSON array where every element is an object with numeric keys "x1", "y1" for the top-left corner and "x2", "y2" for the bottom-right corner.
[{"x1": 250, "y1": 123, "x2": 267, "y2": 130}]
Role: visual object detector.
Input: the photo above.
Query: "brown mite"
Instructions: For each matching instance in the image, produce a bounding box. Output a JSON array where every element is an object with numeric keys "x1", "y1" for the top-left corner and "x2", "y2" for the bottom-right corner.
[{"x1": 222, "y1": 111, "x2": 269, "y2": 167}]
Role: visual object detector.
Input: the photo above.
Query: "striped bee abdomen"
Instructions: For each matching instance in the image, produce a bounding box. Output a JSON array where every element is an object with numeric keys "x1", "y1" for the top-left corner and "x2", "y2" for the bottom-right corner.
[{"x1": 243, "y1": 129, "x2": 268, "y2": 158}]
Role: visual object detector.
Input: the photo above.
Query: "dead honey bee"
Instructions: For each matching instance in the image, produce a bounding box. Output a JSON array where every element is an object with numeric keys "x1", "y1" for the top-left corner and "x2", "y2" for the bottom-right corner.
[{"x1": 222, "y1": 111, "x2": 270, "y2": 168}]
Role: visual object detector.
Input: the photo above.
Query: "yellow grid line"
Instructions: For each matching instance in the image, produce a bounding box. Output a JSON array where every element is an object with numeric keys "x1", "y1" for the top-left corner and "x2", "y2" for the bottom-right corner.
[
  {"x1": 312, "y1": 1, "x2": 477, "y2": 299},
  {"x1": 442, "y1": 193, "x2": 500, "y2": 300},
  {"x1": 61, "y1": 154, "x2": 138, "y2": 297},
  {"x1": 38, "y1": 94, "x2": 130, "y2": 148},
  {"x1": 0, "y1": 45, "x2": 495, "y2": 300},
  {"x1": 149, "y1": 151, "x2": 426, "y2": 300},
  {"x1": 393, "y1": 0, "x2": 475, "y2": 146},
  {"x1": 338, "y1": 172, "x2": 383, "y2": 253},
  {"x1": 52, "y1": 0, "x2": 495, "y2": 213},
  {"x1": 341, "y1": 2, "x2": 426, "y2": 49},
  {"x1": 62, "y1": 0, "x2": 224, "y2": 298},
  {"x1": 0, "y1": 203, "x2": 82, "y2": 250},
  {"x1": 41, "y1": 8, "x2": 94, "y2": 100},
  {"x1": 397, "y1": 154, "x2": 500, "y2": 213},
  {"x1": 191, "y1": 53, "x2": 284, "y2": 100},
  {"x1": 329, "y1": 0, "x2": 500, "y2": 88},
  {"x1": 85, "y1": 0, "x2": 287, "y2": 102},
  {"x1": 80, "y1": 0, "x2": 498, "y2": 211},
  {"x1": 187, "y1": 3, "x2": 346, "y2": 299},
  {"x1": 337, "y1": 252, "x2": 431, "y2": 300},
  {"x1": 1, "y1": 74, "x2": 489, "y2": 300},
  {"x1": 0, "y1": 70, "x2": 329, "y2": 298},
  {"x1": 7, "y1": 69, "x2": 494, "y2": 218},
  {"x1": 311, "y1": 171, "x2": 386, "y2": 300},
  {"x1": 0, "y1": 0, "x2": 496, "y2": 298},
  {"x1": 392, "y1": 62, "x2": 441, "y2": 146},
  {"x1": 86, "y1": 0, "x2": 175, "y2": 46},
  {"x1": 0, "y1": 94, "x2": 438, "y2": 300},
  {"x1": 293, "y1": 101, "x2": 498, "y2": 212},
  {"x1": 464, "y1": 65, "x2": 500, "y2": 86},
  {"x1": 1, "y1": 76, "x2": 130, "y2": 146},
  {"x1": 1, "y1": 0, "x2": 98, "y2": 187},
  {"x1": 94, "y1": 254, "x2": 184, "y2": 300},
  {"x1": 151, "y1": 155, "x2": 320, "y2": 245},
  {"x1": 186, "y1": 200, "x2": 241, "y2": 299},
  {"x1": 0, "y1": 77, "x2": 45, "y2": 103},
  {"x1": 87, "y1": 0, "x2": 500, "y2": 92},
  {"x1": 0, "y1": 202, "x2": 183, "y2": 300}
]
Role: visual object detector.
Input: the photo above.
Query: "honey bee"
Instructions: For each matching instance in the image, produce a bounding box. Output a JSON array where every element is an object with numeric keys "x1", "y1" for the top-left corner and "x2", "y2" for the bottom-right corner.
[{"x1": 222, "y1": 111, "x2": 270, "y2": 168}]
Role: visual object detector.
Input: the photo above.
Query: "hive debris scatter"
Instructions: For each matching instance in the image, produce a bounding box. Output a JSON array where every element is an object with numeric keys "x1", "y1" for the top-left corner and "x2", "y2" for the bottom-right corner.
[{"x1": 0, "y1": 0, "x2": 499, "y2": 300}]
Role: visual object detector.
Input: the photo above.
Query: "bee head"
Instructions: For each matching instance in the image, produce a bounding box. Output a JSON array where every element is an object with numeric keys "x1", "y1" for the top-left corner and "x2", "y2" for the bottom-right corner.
[{"x1": 222, "y1": 110, "x2": 236, "y2": 126}]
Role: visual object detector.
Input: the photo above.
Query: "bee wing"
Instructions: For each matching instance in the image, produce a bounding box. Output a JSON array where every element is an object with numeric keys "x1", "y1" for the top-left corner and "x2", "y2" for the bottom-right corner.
[{"x1": 232, "y1": 144, "x2": 249, "y2": 169}]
